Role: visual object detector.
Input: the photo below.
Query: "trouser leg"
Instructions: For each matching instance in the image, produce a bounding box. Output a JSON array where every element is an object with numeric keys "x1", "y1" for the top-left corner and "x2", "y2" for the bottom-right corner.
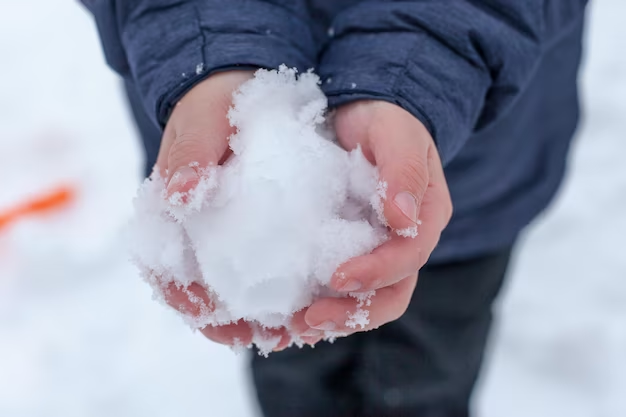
[
  {"x1": 251, "y1": 331, "x2": 367, "y2": 417},
  {"x1": 251, "y1": 248, "x2": 513, "y2": 417},
  {"x1": 358, "y1": 249, "x2": 512, "y2": 417}
]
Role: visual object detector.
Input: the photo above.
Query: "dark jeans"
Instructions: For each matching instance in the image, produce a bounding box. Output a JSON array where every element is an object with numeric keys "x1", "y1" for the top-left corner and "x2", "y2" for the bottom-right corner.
[{"x1": 251, "y1": 249, "x2": 513, "y2": 417}]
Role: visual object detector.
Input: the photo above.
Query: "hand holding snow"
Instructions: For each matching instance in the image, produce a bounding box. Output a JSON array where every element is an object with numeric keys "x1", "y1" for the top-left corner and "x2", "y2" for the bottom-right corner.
[{"x1": 129, "y1": 67, "x2": 388, "y2": 351}]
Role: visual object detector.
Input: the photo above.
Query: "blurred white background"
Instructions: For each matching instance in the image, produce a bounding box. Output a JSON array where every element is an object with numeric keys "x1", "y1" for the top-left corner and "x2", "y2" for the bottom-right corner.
[{"x1": 0, "y1": 1, "x2": 624, "y2": 416}]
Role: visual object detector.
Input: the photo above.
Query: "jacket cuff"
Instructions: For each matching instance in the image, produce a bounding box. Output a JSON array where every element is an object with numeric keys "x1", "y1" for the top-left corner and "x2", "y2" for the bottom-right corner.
[
  {"x1": 320, "y1": 31, "x2": 490, "y2": 165},
  {"x1": 120, "y1": 1, "x2": 316, "y2": 127}
]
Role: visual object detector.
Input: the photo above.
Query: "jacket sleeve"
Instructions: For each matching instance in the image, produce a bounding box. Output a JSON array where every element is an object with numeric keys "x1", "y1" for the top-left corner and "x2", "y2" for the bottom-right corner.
[
  {"x1": 80, "y1": 0, "x2": 316, "y2": 127},
  {"x1": 319, "y1": 0, "x2": 589, "y2": 165}
]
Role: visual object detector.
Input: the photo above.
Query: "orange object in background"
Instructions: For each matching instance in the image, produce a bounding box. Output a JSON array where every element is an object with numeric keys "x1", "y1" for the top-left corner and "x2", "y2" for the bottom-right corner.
[{"x1": 0, "y1": 186, "x2": 76, "y2": 231}]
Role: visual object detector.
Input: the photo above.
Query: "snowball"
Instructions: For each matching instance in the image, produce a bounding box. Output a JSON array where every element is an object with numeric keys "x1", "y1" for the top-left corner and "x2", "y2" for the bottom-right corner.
[{"x1": 129, "y1": 66, "x2": 388, "y2": 354}]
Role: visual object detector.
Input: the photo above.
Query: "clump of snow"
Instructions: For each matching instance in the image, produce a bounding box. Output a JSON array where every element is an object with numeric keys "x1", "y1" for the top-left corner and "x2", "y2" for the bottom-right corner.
[
  {"x1": 167, "y1": 165, "x2": 219, "y2": 223},
  {"x1": 129, "y1": 66, "x2": 388, "y2": 353},
  {"x1": 372, "y1": 180, "x2": 388, "y2": 225},
  {"x1": 229, "y1": 338, "x2": 249, "y2": 355},
  {"x1": 249, "y1": 324, "x2": 284, "y2": 357},
  {"x1": 396, "y1": 225, "x2": 418, "y2": 238},
  {"x1": 346, "y1": 290, "x2": 375, "y2": 329},
  {"x1": 395, "y1": 219, "x2": 423, "y2": 238}
]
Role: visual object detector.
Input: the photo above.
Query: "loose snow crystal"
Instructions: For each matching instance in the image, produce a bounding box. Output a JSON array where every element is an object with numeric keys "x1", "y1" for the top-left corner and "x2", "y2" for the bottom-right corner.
[
  {"x1": 129, "y1": 66, "x2": 391, "y2": 354},
  {"x1": 345, "y1": 290, "x2": 375, "y2": 329},
  {"x1": 396, "y1": 225, "x2": 418, "y2": 239}
]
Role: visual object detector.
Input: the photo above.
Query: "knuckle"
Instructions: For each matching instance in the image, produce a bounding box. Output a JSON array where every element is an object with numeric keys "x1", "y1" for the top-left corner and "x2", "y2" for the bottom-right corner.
[
  {"x1": 170, "y1": 133, "x2": 203, "y2": 159},
  {"x1": 408, "y1": 249, "x2": 422, "y2": 274},
  {"x1": 389, "y1": 299, "x2": 411, "y2": 322},
  {"x1": 168, "y1": 131, "x2": 219, "y2": 168},
  {"x1": 173, "y1": 131, "x2": 208, "y2": 152},
  {"x1": 418, "y1": 247, "x2": 432, "y2": 270},
  {"x1": 368, "y1": 256, "x2": 388, "y2": 289},
  {"x1": 444, "y1": 199, "x2": 453, "y2": 224},
  {"x1": 200, "y1": 326, "x2": 227, "y2": 344},
  {"x1": 388, "y1": 278, "x2": 416, "y2": 321},
  {"x1": 397, "y1": 155, "x2": 429, "y2": 195},
  {"x1": 438, "y1": 188, "x2": 454, "y2": 227}
]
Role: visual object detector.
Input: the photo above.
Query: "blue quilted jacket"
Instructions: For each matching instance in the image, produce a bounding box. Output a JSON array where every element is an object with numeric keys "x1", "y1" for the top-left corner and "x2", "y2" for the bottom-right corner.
[{"x1": 82, "y1": 0, "x2": 589, "y2": 262}]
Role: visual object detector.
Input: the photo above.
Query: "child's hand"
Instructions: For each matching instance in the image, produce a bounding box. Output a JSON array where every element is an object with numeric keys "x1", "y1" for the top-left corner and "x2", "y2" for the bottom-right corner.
[
  {"x1": 156, "y1": 70, "x2": 253, "y2": 194},
  {"x1": 300, "y1": 101, "x2": 453, "y2": 339},
  {"x1": 155, "y1": 70, "x2": 291, "y2": 350}
]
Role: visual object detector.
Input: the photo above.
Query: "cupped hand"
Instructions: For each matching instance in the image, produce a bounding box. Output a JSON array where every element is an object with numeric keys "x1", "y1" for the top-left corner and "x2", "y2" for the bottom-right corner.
[
  {"x1": 155, "y1": 70, "x2": 291, "y2": 351},
  {"x1": 300, "y1": 101, "x2": 453, "y2": 337}
]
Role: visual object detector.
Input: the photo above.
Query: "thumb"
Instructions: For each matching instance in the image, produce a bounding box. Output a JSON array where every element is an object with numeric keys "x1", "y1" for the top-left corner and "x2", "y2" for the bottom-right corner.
[
  {"x1": 155, "y1": 71, "x2": 254, "y2": 196},
  {"x1": 164, "y1": 128, "x2": 231, "y2": 197},
  {"x1": 370, "y1": 105, "x2": 432, "y2": 232}
]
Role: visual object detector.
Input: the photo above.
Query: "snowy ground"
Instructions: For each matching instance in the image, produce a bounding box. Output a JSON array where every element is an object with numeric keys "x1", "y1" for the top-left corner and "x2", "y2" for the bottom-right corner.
[{"x1": 0, "y1": 2, "x2": 624, "y2": 416}]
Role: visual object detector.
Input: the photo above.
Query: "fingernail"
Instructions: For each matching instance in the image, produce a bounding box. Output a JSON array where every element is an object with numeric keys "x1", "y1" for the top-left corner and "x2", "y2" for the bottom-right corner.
[
  {"x1": 338, "y1": 280, "x2": 362, "y2": 292},
  {"x1": 301, "y1": 336, "x2": 323, "y2": 346},
  {"x1": 394, "y1": 192, "x2": 418, "y2": 224},
  {"x1": 167, "y1": 166, "x2": 198, "y2": 194},
  {"x1": 302, "y1": 328, "x2": 322, "y2": 337},
  {"x1": 273, "y1": 334, "x2": 291, "y2": 352},
  {"x1": 312, "y1": 321, "x2": 337, "y2": 331}
]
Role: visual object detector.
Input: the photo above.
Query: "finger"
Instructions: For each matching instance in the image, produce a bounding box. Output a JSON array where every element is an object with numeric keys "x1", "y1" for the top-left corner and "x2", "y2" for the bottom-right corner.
[
  {"x1": 289, "y1": 308, "x2": 325, "y2": 340},
  {"x1": 252, "y1": 326, "x2": 291, "y2": 352},
  {"x1": 330, "y1": 158, "x2": 450, "y2": 293},
  {"x1": 369, "y1": 109, "x2": 431, "y2": 232},
  {"x1": 305, "y1": 274, "x2": 418, "y2": 333},
  {"x1": 412, "y1": 147, "x2": 453, "y2": 265},
  {"x1": 424, "y1": 143, "x2": 453, "y2": 228},
  {"x1": 272, "y1": 329, "x2": 293, "y2": 352},
  {"x1": 300, "y1": 335, "x2": 325, "y2": 346},
  {"x1": 164, "y1": 282, "x2": 214, "y2": 318},
  {"x1": 331, "y1": 234, "x2": 421, "y2": 292},
  {"x1": 335, "y1": 102, "x2": 432, "y2": 231},
  {"x1": 200, "y1": 320, "x2": 254, "y2": 346},
  {"x1": 163, "y1": 282, "x2": 253, "y2": 346},
  {"x1": 155, "y1": 71, "x2": 254, "y2": 195}
]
